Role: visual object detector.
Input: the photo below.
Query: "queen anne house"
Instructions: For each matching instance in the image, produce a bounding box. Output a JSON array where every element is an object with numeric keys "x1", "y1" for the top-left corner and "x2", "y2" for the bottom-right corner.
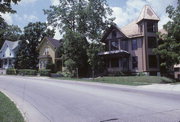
[
  {"x1": 99, "y1": 5, "x2": 160, "y2": 76},
  {"x1": 38, "y1": 37, "x2": 62, "y2": 71},
  {"x1": 0, "y1": 40, "x2": 19, "y2": 69}
]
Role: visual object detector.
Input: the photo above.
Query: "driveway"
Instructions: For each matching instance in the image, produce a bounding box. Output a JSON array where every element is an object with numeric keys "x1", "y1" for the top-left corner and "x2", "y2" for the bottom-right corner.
[{"x1": 0, "y1": 75, "x2": 180, "y2": 122}]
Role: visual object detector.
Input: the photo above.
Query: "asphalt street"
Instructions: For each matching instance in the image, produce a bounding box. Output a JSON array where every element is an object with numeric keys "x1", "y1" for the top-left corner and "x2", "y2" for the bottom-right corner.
[{"x1": 0, "y1": 75, "x2": 180, "y2": 122}]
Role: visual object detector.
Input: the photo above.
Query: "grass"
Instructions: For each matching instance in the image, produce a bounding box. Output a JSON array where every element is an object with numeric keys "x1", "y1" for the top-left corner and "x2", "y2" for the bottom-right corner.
[
  {"x1": 0, "y1": 92, "x2": 24, "y2": 122},
  {"x1": 56, "y1": 76, "x2": 174, "y2": 86}
]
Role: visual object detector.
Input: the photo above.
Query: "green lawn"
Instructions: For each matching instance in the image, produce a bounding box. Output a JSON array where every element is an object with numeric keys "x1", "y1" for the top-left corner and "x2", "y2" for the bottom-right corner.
[
  {"x1": 57, "y1": 76, "x2": 174, "y2": 86},
  {"x1": 0, "y1": 92, "x2": 24, "y2": 122}
]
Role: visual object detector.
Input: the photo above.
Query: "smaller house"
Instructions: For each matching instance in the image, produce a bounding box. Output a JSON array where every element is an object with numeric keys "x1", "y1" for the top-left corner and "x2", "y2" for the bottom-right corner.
[
  {"x1": 38, "y1": 37, "x2": 62, "y2": 71},
  {"x1": 0, "y1": 40, "x2": 19, "y2": 69}
]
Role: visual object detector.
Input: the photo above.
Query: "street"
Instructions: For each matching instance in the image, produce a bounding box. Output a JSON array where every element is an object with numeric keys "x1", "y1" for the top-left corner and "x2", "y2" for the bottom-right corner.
[{"x1": 0, "y1": 75, "x2": 180, "y2": 122}]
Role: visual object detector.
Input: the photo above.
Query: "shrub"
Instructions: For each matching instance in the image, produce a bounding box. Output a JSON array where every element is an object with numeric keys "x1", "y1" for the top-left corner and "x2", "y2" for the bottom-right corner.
[
  {"x1": 18, "y1": 69, "x2": 37, "y2": 76},
  {"x1": 46, "y1": 63, "x2": 56, "y2": 73},
  {"x1": 39, "y1": 69, "x2": 51, "y2": 76},
  {"x1": 6, "y1": 68, "x2": 17, "y2": 75},
  {"x1": 56, "y1": 71, "x2": 64, "y2": 77}
]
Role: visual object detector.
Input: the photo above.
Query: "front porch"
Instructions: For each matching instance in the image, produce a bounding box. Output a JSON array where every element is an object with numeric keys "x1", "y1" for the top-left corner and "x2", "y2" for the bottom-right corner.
[
  {"x1": 99, "y1": 50, "x2": 130, "y2": 74},
  {"x1": 0, "y1": 58, "x2": 15, "y2": 69}
]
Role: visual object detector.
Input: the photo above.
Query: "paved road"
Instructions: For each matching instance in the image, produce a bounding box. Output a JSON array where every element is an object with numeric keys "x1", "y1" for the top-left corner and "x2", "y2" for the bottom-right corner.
[{"x1": 0, "y1": 76, "x2": 180, "y2": 122}]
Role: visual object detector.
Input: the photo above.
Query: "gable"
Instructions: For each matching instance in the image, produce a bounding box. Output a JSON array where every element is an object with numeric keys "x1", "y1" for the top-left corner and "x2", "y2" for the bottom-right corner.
[
  {"x1": 0, "y1": 44, "x2": 15, "y2": 58},
  {"x1": 39, "y1": 38, "x2": 55, "y2": 53},
  {"x1": 101, "y1": 25, "x2": 127, "y2": 42},
  {"x1": 137, "y1": 5, "x2": 160, "y2": 23}
]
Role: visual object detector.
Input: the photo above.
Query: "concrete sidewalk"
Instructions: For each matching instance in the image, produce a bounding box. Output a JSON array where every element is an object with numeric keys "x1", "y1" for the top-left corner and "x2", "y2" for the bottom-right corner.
[{"x1": 138, "y1": 84, "x2": 180, "y2": 92}]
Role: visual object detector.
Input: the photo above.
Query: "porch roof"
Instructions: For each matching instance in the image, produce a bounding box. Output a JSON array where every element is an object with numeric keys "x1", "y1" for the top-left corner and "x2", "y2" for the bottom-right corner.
[
  {"x1": 98, "y1": 50, "x2": 130, "y2": 57},
  {"x1": 38, "y1": 55, "x2": 52, "y2": 59}
]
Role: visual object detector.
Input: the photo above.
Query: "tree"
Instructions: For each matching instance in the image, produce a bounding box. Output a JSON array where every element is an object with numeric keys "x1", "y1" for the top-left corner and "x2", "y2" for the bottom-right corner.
[
  {"x1": 0, "y1": 0, "x2": 21, "y2": 48},
  {"x1": 14, "y1": 40, "x2": 29, "y2": 69},
  {"x1": 44, "y1": 0, "x2": 114, "y2": 76},
  {"x1": 0, "y1": 24, "x2": 22, "y2": 48},
  {"x1": 15, "y1": 22, "x2": 55, "y2": 69},
  {"x1": 87, "y1": 43, "x2": 105, "y2": 77},
  {"x1": 62, "y1": 29, "x2": 88, "y2": 77},
  {"x1": 0, "y1": 0, "x2": 21, "y2": 14},
  {"x1": 154, "y1": 0, "x2": 180, "y2": 70}
]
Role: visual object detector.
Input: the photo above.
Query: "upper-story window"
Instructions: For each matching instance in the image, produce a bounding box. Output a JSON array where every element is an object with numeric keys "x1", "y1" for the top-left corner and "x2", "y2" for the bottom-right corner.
[
  {"x1": 111, "y1": 40, "x2": 119, "y2": 51},
  {"x1": 112, "y1": 30, "x2": 117, "y2": 39},
  {"x1": 148, "y1": 37, "x2": 157, "y2": 48},
  {"x1": 147, "y1": 22, "x2": 156, "y2": 32},
  {"x1": 132, "y1": 39, "x2": 137, "y2": 50},
  {"x1": 139, "y1": 24, "x2": 143, "y2": 33},
  {"x1": 121, "y1": 40, "x2": 128, "y2": 51},
  {"x1": 44, "y1": 47, "x2": 49, "y2": 55}
]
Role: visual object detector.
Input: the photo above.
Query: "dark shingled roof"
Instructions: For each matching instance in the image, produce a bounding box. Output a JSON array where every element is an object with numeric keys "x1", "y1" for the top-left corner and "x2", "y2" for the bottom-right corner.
[{"x1": 46, "y1": 37, "x2": 61, "y2": 49}]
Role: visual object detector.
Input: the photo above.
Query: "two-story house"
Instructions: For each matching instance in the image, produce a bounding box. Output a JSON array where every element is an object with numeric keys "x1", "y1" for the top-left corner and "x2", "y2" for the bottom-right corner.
[
  {"x1": 0, "y1": 40, "x2": 19, "y2": 69},
  {"x1": 99, "y1": 5, "x2": 160, "y2": 76},
  {"x1": 38, "y1": 37, "x2": 62, "y2": 71}
]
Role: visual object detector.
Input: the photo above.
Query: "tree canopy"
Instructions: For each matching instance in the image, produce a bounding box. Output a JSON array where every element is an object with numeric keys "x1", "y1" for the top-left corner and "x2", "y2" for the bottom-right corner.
[
  {"x1": 15, "y1": 22, "x2": 55, "y2": 69},
  {"x1": 44, "y1": 0, "x2": 113, "y2": 76},
  {"x1": 0, "y1": 0, "x2": 21, "y2": 48},
  {"x1": 154, "y1": 0, "x2": 180, "y2": 69}
]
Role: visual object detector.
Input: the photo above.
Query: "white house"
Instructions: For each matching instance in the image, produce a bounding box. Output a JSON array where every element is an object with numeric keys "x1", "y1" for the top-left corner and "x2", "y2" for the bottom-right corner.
[{"x1": 0, "y1": 40, "x2": 19, "y2": 69}]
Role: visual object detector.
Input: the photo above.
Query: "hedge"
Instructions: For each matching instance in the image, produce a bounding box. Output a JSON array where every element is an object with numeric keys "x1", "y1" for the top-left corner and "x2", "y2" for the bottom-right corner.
[
  {"x1": 39, "y1": 69, "x2": 51, "y2": 76},
  {"x1": 18, "y1": 69, "x2": 37, "y2": 76},
  {"x1": 6, "y1": 68, "x2": 17, "y2": 75}
]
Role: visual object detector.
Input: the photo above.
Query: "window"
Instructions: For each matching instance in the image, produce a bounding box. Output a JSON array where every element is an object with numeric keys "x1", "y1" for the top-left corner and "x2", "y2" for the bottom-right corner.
[
  {"x1": 132, "y1": 56, "x2": 138, "y2": 69},
  {"x1": 44, "y1": 48, "x2": 49, "y2": 55},
  {"x1": 112, "y1": 31, "x2": 117, "y2": 39},
  {"x1": 174, "y1": 68, "x2": 180, "y2": 72},
  {"x1": 111, "y1": 58, "x2": 119, "y2": 68},
  {"x1": 148, "y1": 37, "x2": 157, "y2": 48},
  {"x1": 147, "y1": 22, "x2": 156, "y2": 32},
  {"x1": 132, "y1": 39, "x2": 137, "y2": 50},
  {"x1": 149, "y1": 55, "x2": 157, "y2": 68},
  {"x1": 120, "y1": 40, "x2": 128, "y2": 51},
  {"x1": 111, "y1": 40, "x2": 119, "y2": 51},
  {"x1": 4, "y1": 59, "x2": 7, "y2": 65},
  {"x1": 139, "y1": 24, "x2": 143, "y2": 33},
  {"x1": 9, "y1": 60, "x2": 12, "y2": 65}
]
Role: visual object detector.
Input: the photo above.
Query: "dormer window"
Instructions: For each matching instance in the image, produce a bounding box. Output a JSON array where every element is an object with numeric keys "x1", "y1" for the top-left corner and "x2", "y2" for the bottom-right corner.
[{"x1": 147, "y1": 22, "x2": 156, "y2": 32}]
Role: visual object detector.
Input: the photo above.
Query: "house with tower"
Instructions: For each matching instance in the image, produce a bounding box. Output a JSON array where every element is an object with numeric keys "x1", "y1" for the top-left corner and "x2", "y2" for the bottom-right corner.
[{"x1": 99, "y1": 5, "x2": 160, "y2": 76}]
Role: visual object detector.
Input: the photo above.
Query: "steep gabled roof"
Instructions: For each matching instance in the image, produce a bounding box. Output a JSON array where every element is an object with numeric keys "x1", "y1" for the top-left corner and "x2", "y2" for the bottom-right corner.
[
  {"x1": 121, "y1": 21, "x2": 143, "y2": 38},
  {"x1": 46, "y1": 37, "x2": 61, "y2": 49},
  {"x1": 5, "y1": 40, "x2": 19, "y2": 50},
  {"x1": 137, "y1": 5, "x2": 160, "y2": 23},
  {"x1": 101, "y1": 5, "x2": 159, "y2": 41},
  {"x1": 38, "y1": 37, "x2": 61, "y2": 50}
]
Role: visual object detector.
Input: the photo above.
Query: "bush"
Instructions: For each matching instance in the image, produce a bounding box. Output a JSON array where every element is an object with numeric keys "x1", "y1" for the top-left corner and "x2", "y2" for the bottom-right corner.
[
  {"x1": 46, "y1": 63, "x2": 56, "y2": 73},
  {"x1": 39, "y1": 69, "x2": 51, "y2": 76},
  {"x1": 18, "y1": 69, "x2": 37, "y2": 76},
  {"x1": 6, "y1": 68, "x2": 17, "y2": 75},
  {"x1": 56, "y1": 71, "x2": 64, "y2": 77}
]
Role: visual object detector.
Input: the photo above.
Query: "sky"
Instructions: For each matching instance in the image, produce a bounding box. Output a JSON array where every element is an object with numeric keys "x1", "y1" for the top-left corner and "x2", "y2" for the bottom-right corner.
[{"x1": 1, "y1": 0, "x2": 177, "y2": 39}]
